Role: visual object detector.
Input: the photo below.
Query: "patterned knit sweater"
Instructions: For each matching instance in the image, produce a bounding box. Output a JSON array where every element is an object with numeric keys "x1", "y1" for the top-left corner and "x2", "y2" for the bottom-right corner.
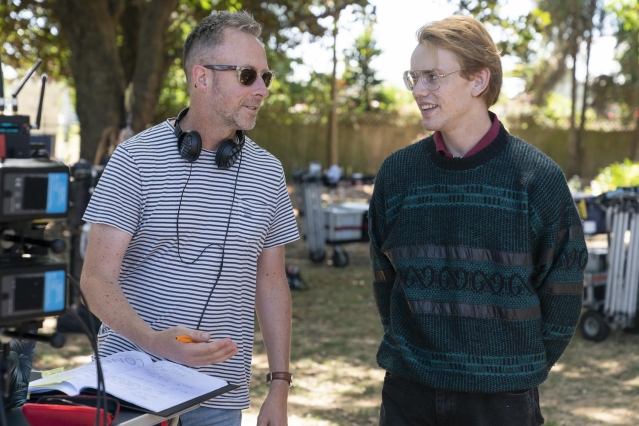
[{"x1": 369, "y1": 125, "x2": 586, "y2": 393}]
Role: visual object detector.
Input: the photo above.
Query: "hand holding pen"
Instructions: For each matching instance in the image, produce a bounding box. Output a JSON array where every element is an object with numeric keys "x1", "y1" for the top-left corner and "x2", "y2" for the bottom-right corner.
[
  {"x1": 176, "y1": 335, "x2": 196, "y2": 343},
  {"x1": 142, "y1": 326, "x2": 238, "y2": 367}
]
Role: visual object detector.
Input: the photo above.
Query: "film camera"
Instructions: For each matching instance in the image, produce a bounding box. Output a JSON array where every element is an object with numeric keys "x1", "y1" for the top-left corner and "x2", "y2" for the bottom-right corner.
[{"x1": 0, "y1": 58, "x2": 69, "y2": 342}]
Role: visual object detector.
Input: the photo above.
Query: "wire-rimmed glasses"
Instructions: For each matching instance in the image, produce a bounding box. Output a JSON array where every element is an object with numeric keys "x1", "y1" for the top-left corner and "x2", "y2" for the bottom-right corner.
[{"x1": 403, "y1": 69, "x2": 464, "y2": 91}]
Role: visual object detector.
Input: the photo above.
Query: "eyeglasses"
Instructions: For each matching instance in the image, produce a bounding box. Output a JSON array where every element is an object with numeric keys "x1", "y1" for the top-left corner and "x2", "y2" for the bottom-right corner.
[
  {"x1": 402, "y1": 69, "x2": 464, "y2": 91},
  {"x1": 203, "y1": 65, "x2": 275, "y2": 88}
]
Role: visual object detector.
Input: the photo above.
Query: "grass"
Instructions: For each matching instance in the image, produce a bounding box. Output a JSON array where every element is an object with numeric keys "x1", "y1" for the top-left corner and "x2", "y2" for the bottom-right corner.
[
  {"x1": 33, "y1": 237, "x2": 639, "y2": 425},
  {"x1": 246, "y1": 239, "x2": 384, "y2": 425}
]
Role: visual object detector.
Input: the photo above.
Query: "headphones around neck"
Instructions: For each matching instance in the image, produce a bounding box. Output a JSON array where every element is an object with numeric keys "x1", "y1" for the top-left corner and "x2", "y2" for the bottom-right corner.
[{"x1": 173, "y1": 107, "x2": 245, "y2": 169}]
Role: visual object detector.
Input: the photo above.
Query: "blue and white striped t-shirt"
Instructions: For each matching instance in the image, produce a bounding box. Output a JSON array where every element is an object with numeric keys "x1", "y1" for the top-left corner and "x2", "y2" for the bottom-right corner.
[{"x1": 83, "y1": 119, "x2": 299, "y2": 409}]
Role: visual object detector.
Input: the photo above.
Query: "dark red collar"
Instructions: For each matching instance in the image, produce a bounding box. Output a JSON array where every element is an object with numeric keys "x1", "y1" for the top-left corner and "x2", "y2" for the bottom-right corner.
[{"x1": 435, "y1": 112, "x2": 500, "y2": 158}]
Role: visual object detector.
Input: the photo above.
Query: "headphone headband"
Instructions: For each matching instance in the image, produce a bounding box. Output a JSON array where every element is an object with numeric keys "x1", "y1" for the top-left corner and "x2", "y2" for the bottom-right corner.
[
  {"x1": 174, "y1": 107, "x2": 244, "y2": 169},
  {"x1": 174, "y1": 107, "x2": 190, "y2": 138}
]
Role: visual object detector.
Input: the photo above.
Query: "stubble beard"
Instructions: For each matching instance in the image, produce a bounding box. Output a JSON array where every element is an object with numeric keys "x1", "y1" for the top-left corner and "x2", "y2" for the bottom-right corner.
[
  {"x1": 217, "y1": 99, "x2": 257, "y2": 130},
  {"x1": 227, "y1": 108, "x2": 258, "y2": 131},
  {"x1": 209, "y1": 78, "x2": 259, "y2": 131}
]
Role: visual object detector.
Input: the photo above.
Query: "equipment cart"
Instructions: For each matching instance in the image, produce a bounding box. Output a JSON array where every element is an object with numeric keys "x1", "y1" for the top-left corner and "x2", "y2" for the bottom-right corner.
[
  {"x1": 578, "y1": 190, "x2": 639, "y2": 341},
  {"x1": 322, "y1": 202, "x2": 369, "y2": 267},
  {"x1": 293, "y1": 166, "x2": 370, "y2": 267},
  {"x1": 292, "y1": 165, "x2": 327, "y2": 263}
]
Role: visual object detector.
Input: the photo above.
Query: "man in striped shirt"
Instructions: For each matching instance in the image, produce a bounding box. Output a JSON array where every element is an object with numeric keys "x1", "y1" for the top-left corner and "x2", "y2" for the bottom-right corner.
[{"x1": 81, "y1": 11, "x2": 299, "y2": 426}]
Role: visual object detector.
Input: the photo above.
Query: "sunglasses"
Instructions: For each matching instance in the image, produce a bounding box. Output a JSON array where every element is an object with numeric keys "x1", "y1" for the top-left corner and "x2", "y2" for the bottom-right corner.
[{"x1": 203, "y1": 65, "x2": 275, "y2": 88}]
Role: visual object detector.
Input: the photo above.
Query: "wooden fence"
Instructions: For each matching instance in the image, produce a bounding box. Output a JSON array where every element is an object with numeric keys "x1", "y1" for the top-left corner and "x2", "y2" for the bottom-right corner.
[{"x1": 249, "y1": 118, "x2": 638, "y2": 181}]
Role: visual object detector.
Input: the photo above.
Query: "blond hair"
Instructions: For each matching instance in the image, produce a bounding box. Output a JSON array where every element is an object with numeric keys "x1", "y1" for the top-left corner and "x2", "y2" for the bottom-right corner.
[{"x1": 416, "y1": 15, "x2": 502, "y2": 106}]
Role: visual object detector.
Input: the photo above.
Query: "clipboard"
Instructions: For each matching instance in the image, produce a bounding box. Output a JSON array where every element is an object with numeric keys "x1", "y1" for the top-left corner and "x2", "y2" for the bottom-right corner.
[{"x1": 106, "y1": 381, "x2": 239, "y2": 418}]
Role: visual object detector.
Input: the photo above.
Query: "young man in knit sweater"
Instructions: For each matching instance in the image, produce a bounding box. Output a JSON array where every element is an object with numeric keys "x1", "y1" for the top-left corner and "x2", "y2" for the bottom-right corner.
[{"x1": 369, "y1": 15, "x2": 587, "y2": 426}]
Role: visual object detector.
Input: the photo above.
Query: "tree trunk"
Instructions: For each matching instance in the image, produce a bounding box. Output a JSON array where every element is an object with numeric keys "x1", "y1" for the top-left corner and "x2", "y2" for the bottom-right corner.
[
  {"x1": 634, "y1": 108, "x2": 639, "y2": 161},
  {"x1": 51, "y1": 0, "x2": 180, "y2": 159},
  {"x1": 577, "y1": 0, "x2": 597, "y2": 173},
  {"x1": 631, "y1": 34, "x2": 639, "y2": 161},
  {"x1": 567, "y1": 10, "x2": 580, "y2": 178},
  {"x1": 130, "y1": 0, "x2": 179, "y2": 132},
  {"x1": 51, "y1": 0, "x2": 126, "y2": 163},
  {"x1": 119, "y1": 1, "x2": 141, "y2": 90},
  {"x1": 327, "y1": 16, "x2": 339, "y2": 167}
]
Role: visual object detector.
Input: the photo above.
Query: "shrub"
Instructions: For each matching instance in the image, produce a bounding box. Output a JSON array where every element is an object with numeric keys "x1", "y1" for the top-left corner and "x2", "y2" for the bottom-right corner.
[{"x1": 589, "y1": 159, "x2": 639, "y2": 195}]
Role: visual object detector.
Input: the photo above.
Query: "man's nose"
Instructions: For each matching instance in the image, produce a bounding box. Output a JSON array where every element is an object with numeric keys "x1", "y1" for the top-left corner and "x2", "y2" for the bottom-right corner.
[{"x1": 252, "y1": 75, "x2": 269, "y2": 98}]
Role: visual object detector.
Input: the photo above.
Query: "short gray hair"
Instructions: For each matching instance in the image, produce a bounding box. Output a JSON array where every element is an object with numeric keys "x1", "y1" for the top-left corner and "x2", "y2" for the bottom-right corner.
[{"x1": 183, "y1": 10, "x2": 262, "y2": 85}]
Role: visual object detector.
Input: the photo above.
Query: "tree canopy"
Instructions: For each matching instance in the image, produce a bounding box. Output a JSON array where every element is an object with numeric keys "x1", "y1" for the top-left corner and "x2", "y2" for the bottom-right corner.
[
  {"x1": 1, "y1": 0, "x2": 371, "y2": 161},
  {"x1": 3, "y1": 0, "x2": 638, "y2": 172},
  {"x1": 446, "y1": 0, "x2": 639, "y2": 173}
]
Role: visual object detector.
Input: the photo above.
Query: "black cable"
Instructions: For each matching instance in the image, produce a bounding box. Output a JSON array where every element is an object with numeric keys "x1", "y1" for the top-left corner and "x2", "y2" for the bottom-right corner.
[
  {"x1": 66, "y1": 274, "x2": 107, "y2": 426},
  {"x1": 0, "y1": 388, "x2": 7, "y2": 426},
  {"x1": 174, "y1": 150, "x2": 244, "y2": 330},
  {"x1": 176, "y1": 163, "x2": 223, "y2": 264},
  {"x1": 64, "y1": 296, "x2": 105, "y2": 426},
  {"x1": 65, "y1": 308, "x2": 107, "y2": 426},
  {"x1": 65, "y1": 275, "x2": 105, "y2": 426},
  {"x1": 196, "y1": 153, "x2": 243, "y2": 330}
]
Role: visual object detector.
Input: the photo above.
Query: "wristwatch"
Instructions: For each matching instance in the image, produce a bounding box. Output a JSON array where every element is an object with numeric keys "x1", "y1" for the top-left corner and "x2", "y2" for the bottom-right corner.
[{"x1": 266, "y1": 372, "x2": 293, "y2": 387}]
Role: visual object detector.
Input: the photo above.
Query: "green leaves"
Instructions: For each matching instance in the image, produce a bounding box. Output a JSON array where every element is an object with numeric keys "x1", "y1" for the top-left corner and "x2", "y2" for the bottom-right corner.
[
  {"x1": 0, "y1": 0, "x2": 69, "y2": 79},
  {"x1": 591, "y1": 159, "x2": 639, "y2": 194},
  {"x1": 608, "y1": 0, "x2": 639, "y2": 31},
  {"x1": 342, "y1": 22, "x2": 383, "y2": 113}
]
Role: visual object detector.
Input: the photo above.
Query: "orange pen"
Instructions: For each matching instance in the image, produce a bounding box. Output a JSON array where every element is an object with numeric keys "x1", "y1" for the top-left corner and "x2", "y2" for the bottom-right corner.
[{"x1": 175, "y1": 335, "x2": 195, "y2": 343}]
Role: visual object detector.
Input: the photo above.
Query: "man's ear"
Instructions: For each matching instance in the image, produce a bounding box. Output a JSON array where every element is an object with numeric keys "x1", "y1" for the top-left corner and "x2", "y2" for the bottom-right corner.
[
  {"x1": 471, "y1": 68, "x2": 491, "y2": 98},
  {"x1": 192, "y1": 65, "x2": 208, "y2": 91}
]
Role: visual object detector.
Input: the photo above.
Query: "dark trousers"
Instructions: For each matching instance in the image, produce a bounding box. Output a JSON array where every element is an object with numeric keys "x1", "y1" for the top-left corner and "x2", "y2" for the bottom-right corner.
[{"x1": 379, "y1": 373, "x2": 545, "y2": 426}]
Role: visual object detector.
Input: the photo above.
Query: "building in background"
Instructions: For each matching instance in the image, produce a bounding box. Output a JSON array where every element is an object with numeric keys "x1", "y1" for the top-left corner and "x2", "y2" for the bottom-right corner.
[{"x1": 7, "y1": 73, "x2": 79, "y2": 164}]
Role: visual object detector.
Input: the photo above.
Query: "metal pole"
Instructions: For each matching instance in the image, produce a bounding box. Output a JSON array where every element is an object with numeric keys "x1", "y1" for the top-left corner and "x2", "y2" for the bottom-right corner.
[
  {"x1": 604, "y1": 206, "x2": 617, "y2": 315},
  {"x1": 606, "y1": 205, "x2": 624, "y2": 317},
  {"x1": 604, "y1": 207, "x2": 614, "y2": 315},
  {"x1": 626, "y1": 205, "x2": 639, "y2": 325},
  {"x1": 615, "y1": 208, "x2": 630, "y2": 318},
  {"x1": 620, "y1": 210, "x2": 636, "y2": 322}
]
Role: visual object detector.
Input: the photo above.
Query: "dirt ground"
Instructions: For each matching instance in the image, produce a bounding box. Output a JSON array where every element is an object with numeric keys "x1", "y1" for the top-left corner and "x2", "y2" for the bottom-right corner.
[{"x1": 31, "y1": 189, "x2": 639, "y2": 425}]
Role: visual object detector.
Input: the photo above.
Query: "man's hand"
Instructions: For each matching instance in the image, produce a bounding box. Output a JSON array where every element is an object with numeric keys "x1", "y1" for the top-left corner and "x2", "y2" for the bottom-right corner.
[
  {"x1": 257, "y1": 380, "x2": 289, "y2": 426},
  {"x1": 142, "y1": 325, "x2": 238, "y2": 367}
]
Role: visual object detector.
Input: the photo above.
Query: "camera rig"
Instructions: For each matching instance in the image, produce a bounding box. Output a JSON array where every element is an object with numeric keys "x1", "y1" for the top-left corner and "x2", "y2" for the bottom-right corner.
[{"x1": 0, "y1": 57, "x2": 69, "y2": 341}]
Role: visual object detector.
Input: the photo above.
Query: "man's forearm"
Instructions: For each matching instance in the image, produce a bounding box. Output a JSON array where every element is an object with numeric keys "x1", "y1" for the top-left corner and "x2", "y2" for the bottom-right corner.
[
  {"x1": 81, "y1": 274, "x2": 154, "y2": 349},
  {"x1": 255, "y1": 283, "x2": 292, "y2": 374},
  {"x1": 255, "y1": 280, "x2": 292, "y2": 426},
  {"x1": 254, "y1": 245, "x2": 292, "y2": 426},
  {"x1": 80, "y1": 223, "x2": 155, "y2": 349}
]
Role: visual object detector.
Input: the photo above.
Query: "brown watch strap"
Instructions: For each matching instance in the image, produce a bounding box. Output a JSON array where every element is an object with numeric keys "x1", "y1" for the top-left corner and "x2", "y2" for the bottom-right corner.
[{"x1": 266, "y1": 372, "x2": 293, "y2": 385}]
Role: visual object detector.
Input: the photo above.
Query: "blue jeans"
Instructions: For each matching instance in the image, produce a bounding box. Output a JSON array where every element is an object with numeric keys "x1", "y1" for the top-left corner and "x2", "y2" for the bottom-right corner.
[
  {"x1": 178, "y1": 407, "x2": 242, "y2": 426},
  {"x1": 379, "y1": 372, "x2": 545, "y2": 426}
]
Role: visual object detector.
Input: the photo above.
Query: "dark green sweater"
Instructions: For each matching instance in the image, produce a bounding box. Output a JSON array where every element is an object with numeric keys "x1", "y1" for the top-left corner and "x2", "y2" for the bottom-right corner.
[{"x1": 369, "y1": 125, "x2": 586, "y2": 393}]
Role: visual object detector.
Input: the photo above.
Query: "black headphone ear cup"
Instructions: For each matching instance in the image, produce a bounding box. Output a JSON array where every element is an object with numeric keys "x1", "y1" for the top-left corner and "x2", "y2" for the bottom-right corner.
[
  {"x1": 177, "y1": 130, "x2": 202, "y2": 162},
  {"x1": 215, "y1": 139, "x2": 242, "y2": 169}
]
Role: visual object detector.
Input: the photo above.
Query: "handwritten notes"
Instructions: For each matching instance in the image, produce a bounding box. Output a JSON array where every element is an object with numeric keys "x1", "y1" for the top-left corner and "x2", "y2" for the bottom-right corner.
[
  {"x1": 30, "y1": 351, "x2": 153, "y2": 394},
  {"x1": 105, "y1": 361, "x2": 228, "y2": 412},
  {"x1": 28, "y1": 351, "x2": 230, "y2": 414}
]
